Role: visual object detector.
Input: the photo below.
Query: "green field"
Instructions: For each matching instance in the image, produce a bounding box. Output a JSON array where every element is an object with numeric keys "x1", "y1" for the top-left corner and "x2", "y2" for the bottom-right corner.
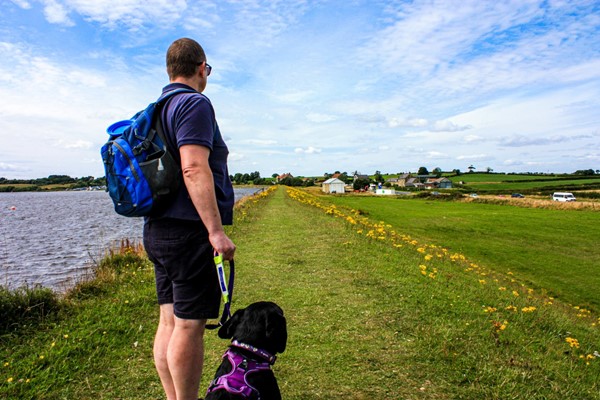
[
  {"x1": 324, "y1": 193, "x2": 600, "y2": 309},
  {"x1": 445, "y1": 173, "x2": 600, "y2": 192}
]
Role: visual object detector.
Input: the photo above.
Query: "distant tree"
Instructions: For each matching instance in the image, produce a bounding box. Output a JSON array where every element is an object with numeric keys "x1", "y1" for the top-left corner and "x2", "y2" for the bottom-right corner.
[
  {"x1": 339, "y1": 172, "x2": 349, "y2": 183},
  {"x1": 280, "y1": 176, "x2": 305, "y2": 186},
  {"x1": 353, "y1": 177, "x2": 371, "y2": 191},
  {"x1": 432, "y1": 167, "x2": 442, "y2": 177},
  {"x1": 486, "y1": 167, "x2": 494, "y2": 173},
  {"x1": 468, "y1": 165, "x2": 475, "y2": 173},
  {"x1": 574, "y1": 169, "x2": 595, "y2": 176},
  {"x1": 374, "y1": 170, "x2": 383, "y2": 183},
  {"x1": 452, "y1": 169, "x2": 461, "y2": 176},
  {"x1": 417, "y1": 166, "x2": 429, "y2": 175}
]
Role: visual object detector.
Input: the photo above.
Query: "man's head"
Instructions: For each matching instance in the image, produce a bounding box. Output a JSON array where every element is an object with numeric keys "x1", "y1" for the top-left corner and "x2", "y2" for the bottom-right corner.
[{"x1": 166, "y1": 38, "x2": 207, "y2": 81}]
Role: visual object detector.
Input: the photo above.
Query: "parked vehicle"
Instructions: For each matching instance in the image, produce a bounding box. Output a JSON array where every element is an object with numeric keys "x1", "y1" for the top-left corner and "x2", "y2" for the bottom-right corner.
[
  {"x1": 552, "y1": 192, "x2": 576, "y2": 202},
  {"x1": 469, "y1": 193, "x2": 479, "y2": 198},
  {"x1": 511, "y1": 193, "x2": 525, "y2": 198}
]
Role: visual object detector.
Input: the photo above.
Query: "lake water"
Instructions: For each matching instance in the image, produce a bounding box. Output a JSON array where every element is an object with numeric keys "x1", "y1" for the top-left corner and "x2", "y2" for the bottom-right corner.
[{"x1": 0, "y1": 188, "x2": 260, "y2": 292}]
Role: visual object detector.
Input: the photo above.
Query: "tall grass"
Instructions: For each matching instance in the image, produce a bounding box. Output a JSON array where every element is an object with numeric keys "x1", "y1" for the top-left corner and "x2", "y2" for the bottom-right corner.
[{"x1": 0, "y1": 286, "x2": 59, "y2": 334}]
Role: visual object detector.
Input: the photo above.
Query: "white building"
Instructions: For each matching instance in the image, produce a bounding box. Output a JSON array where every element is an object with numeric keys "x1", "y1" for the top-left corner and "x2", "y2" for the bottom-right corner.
[
  {"x1": 375, "y1": 188, "x2": 396, "y2": 195},
  {"x1": 322, "y1": 178, "x2": 346, "y2": 194}
]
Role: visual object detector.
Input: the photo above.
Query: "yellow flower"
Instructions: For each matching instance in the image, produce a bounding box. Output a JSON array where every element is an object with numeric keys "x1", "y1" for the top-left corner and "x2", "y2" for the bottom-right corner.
[
  {"x1": 521, "y1": 306, "x2": 537, "y2": 313},
  {"x1": 566, "y1": 337, "x2": 580, "y2": 348},
  {"x1": 479, "y1": 279, "x2": 487, "y2": 285},
  {"x1": 39, "y1": 355, "x2": 45, "y2": 360},
  {"x1": 63, "y1": 334, "x2": 69, "y2": 339},
  {"x1": 512, "y1": 291, "x2": 520, "y2": 297},
  {"x1": 498, "y1": 287, "x2": 507, "y2": 291},
  {"x1": 3, "y1": 362, "x2": 8, "y2": 367},
  {"x1": 424, "y1": 255, "x2": 433, "y2": 261},
  {"x1": 484, "y1": 306, "x2": 497, "y2": 313},
  {"x1": 7, "y1": 377, "x2": 13, "y2": 383},
  {"x1": 505, "y1": 305, "x2": 518, "y2": 312}
]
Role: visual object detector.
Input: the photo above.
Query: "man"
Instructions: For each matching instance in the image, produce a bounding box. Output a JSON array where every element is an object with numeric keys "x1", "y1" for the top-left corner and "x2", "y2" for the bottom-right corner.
[{"x1": 143, "y1": 37, "x2": 236, "y2": 400}]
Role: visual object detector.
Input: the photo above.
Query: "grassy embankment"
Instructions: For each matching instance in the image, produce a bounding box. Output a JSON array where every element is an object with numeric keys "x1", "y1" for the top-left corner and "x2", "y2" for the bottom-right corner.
[{"x1": 2, "y1": 186, "x2": 600, "y2": 399}]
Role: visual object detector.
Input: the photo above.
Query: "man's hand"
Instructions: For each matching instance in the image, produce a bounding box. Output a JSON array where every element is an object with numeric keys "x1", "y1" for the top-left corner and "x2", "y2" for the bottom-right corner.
[{"x1": 210, "y1": 231, "x2": 236, "y2": 261}]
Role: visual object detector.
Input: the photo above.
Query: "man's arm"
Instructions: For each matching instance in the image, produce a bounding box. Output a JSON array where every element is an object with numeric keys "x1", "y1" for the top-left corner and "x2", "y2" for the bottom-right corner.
[{"x1": 180, "y1": 144, "x2": 236, "y2": 260}]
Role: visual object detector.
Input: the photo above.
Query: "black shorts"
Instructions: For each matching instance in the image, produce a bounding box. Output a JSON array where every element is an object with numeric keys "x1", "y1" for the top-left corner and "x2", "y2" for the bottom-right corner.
[{"x1": 143, "y1": 218, "x2": 221, "y2": 320}]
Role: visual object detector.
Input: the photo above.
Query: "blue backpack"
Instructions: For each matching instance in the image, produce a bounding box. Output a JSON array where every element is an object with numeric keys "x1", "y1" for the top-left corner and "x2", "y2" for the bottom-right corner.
[{"x1": 101, "y1": 88, "x2": 196, "y2": 217}]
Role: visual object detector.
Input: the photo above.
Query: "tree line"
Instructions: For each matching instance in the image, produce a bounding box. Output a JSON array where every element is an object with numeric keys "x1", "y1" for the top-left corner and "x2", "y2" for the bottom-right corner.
[{"x1": 0, "y1": 175, "x2": 105, "y2": 192}]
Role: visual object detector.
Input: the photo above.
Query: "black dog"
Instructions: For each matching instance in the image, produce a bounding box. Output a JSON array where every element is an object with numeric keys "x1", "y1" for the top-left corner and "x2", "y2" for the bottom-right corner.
[{"x1": 205, "y1": 301, "x2": 287, "y2": 400}]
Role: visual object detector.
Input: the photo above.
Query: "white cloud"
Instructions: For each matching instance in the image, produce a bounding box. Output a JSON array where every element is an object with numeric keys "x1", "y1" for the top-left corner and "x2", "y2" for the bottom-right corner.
[
  {"x1": 36, "y1": 0, "x2": 188, "y2": 29},
  {"x1": 388, "y1": 117, "x2": 428, "y2": 129},
  {"x1": 245, "y1": 139, "x2": 278, "y2": 146},
  {"x1": 274, "y1": 90, "x2": 315, "y2": 104},
  {"x1": 463, "y1": 135, "x2": 483, "y2": 143},
  {"x1": 10, "y1": 0, "x2": 31, "y2": 9},
  {"x1": 0, "y1": 162, "x2": 28, "y2": 172},
  {"x1": 427, "y1": 151, "x2": 447, "y2": 159},
  {"x1": 42, "y1": 0, "x2": 74, "y2": 26},
  {"x1": 294, "y1": 146, "x2": 322, "y2": 154},
  {"x1": 456, "y1": 154, "x2": 491, "y2": 161},
  {"x1": 228, "y1": 152, "x2": 245, "y2": 162},
  {"x1": 431, "y1": 120, "x2": 471, "y2": 132},
  {"x1": 306, "y1": 112, "x2": 337, "y2": 123},
  {"x1": 54, "y1": 139, "x2": 93, "y2": 150}
]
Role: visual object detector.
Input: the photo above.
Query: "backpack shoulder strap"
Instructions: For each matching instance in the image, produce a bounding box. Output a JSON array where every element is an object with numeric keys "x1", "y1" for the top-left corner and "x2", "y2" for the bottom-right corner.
[{"x1": 156, "y1": 87, "x2": 198, "y2": 105}]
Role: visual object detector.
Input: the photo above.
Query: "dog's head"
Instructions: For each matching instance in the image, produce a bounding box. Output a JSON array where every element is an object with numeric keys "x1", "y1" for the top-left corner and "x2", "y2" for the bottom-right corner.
[{"x1": 218, "y1": 301, "x2": 287, "y2": 355}]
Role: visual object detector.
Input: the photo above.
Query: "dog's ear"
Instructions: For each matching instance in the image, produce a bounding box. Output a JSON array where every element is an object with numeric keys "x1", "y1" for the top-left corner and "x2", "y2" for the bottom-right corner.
[
  {"x1": 266, "y1": 311, "x2": 287, "y2": 353},
  {"x1": 218, "y1": 308, "x2": 245, "y2": 339}
]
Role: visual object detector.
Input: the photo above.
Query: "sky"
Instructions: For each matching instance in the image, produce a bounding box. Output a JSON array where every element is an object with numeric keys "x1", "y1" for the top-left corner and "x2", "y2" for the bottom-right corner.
[{"x1": 0, "y1": 0, "x2": 599, "y2": 180}]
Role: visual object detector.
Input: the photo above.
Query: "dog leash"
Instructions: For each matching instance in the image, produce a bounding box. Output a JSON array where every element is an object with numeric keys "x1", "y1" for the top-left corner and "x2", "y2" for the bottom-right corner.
[{"x1": 206, "y1": 250, "x2": 235, "y2": 330}]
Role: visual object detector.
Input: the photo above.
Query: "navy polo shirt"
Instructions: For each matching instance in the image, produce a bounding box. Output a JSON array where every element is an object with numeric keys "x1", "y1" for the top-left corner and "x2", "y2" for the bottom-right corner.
[{"x1": 149, "y1": 83, "x2": 234, "y2": 225}]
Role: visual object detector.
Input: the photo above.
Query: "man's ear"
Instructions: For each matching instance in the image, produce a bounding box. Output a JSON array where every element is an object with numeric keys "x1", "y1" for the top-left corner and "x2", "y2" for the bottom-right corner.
[{"x1": 218, "y1": 308, "x2": 245, "y2": 339}]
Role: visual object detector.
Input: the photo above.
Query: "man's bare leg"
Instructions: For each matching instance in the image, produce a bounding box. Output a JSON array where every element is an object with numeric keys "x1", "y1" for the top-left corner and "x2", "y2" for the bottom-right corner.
[
  {"x1": 155, "y1": 304, "x2": 177, "y2": 400},
  {"x1": 167, "y1": 317, "x2": 206, "y2": 400}
]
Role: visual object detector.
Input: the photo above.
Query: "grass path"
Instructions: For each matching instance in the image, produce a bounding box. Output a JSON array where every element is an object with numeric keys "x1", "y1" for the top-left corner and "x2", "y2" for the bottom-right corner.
[
  {"x1": 2, "y1": 186, "x2": 600, "y2": 399},
  {"x1": 209, "y1": 185, "x2": 421, "y2": 398},
  {"x1": 209, "y1": 187, "x2": 600, "y2": 399}
]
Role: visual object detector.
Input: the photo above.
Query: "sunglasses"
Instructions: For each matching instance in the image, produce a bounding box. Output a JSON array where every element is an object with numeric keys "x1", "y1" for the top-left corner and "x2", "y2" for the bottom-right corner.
[{"x1": 197, "y1": 61, "x2": 212, "y2": 76}]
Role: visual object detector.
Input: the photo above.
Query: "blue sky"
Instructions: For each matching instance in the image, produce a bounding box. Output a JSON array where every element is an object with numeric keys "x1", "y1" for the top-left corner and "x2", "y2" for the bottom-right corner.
[{"x1": 1, "y1": 0, "x2": 599, "y2": 179}]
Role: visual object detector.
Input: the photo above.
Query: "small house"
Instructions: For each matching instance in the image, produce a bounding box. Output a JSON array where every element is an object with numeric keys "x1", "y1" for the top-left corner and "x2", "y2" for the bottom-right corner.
[
  {"x1": 425, "y1": 177, "x2": 453, "y2": 189},
  {"x1": 322, "y1": 178, "x2": 345, "y2": 194}
]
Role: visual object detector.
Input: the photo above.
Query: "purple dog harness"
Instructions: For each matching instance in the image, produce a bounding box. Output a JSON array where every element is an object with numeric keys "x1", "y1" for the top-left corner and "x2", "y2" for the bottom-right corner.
[{"x1": 206, "y1": 340, "x2": 277, "y2": 398}]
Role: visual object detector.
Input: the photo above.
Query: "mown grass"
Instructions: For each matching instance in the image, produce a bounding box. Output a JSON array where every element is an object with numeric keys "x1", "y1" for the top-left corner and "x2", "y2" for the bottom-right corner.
[
  {"x1": 323, "y1": 193, "x2": 600, "y2": 310},
  {"x1": 2, "y1": 186, "x2": 600, "y2": 399},
  {"x1": 445, "y1": 172, "x2": 600, "y2": 192}
]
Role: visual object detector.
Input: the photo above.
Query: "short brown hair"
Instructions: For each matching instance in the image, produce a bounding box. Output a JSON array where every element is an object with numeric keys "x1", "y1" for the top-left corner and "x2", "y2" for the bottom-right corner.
[{"x1": 166, "y1": 38, "x2": 206, "y2": 80}]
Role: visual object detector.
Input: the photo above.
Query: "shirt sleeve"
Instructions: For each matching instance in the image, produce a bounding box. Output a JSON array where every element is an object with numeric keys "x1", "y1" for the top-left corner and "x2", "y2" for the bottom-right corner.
[{"x1": 173, "y1": 94, "x2": 215, "y2": 150}]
